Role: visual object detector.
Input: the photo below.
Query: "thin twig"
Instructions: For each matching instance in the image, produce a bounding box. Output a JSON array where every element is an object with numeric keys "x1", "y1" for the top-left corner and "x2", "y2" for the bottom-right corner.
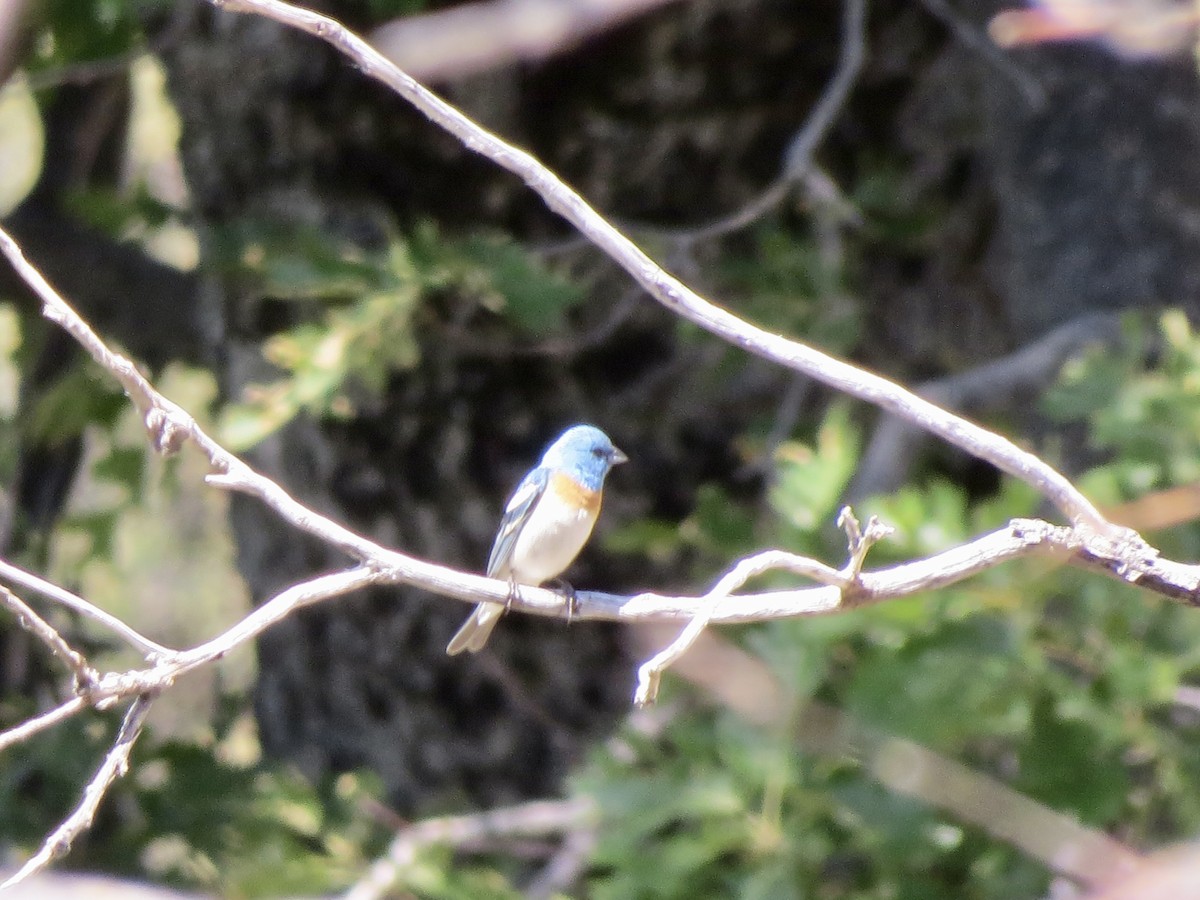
[
  {"x1": 168, "y1": 566, "x2": 381, "y2": 674},
  {"x1": 524, "y1": 823, "x2": 597, "y2": 900},
  {"x1": 0, "y1": 0, "x2": 1191, "y2": 880},
  {"x1": 656, "y1": 0, "x2": 868, "y2": 245},
  {"x1": 633, "y1": 508, "x2": 896, "y2": 705},
  {"x1": 0, "y1": 557, "x2": 173, "y2": 660},
  {"x1": 635, "y1": 546, "x2": 850, "y2": 706},
  {"x1": 343, "y1": 798, "x2": 596, "y2": 900},
  {"x1": 206, "y1": 0, "x2": 1113, "y2": 534},
  {"x1": 837, "y1": 506, "x2": 894, "y2": 579},
  {"x1": 0, "y1": 586, "x2": 99, "y2": 692},
  {"x1": 0, "y1": 696, "x2": 89, "y2": 753},
  {"x1": 849, "y1": 311, "x2": 1123, "y2": 501},
  {"x1": 917, "y1": 0, "x2": 1046, "y2": 107},
  {"x1": 1, "y1": 694, "x2": 155, "y2": 889}
]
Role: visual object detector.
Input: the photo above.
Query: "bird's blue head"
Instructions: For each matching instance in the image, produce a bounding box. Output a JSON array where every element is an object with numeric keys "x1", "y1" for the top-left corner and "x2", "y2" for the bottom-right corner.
[{"x1": 540, "y1": 424, "x2": 628, "y2": 490}]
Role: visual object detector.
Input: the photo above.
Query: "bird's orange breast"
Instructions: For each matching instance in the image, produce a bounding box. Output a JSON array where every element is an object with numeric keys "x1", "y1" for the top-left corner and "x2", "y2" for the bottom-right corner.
[{"x1": 549, "y1": 470, "x2": 603, "y2": 514}]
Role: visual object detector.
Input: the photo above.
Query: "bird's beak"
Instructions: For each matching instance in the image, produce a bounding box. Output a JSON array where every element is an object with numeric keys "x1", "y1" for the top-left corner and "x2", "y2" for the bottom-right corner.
[{"x1": 611, "y1": 446, "x2": 629, "y2": 465}]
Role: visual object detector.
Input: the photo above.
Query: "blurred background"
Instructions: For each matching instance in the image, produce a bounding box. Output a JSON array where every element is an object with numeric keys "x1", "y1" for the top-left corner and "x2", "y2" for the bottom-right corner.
[{"x1": 3, "y1": 0, "x2": 1200, "y2": 896}]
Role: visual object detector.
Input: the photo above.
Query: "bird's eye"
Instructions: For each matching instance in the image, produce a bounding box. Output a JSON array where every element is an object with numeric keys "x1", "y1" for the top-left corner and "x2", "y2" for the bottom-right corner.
[{"x1": 592, "y1": 447, "x2": 607, "y2": 459}]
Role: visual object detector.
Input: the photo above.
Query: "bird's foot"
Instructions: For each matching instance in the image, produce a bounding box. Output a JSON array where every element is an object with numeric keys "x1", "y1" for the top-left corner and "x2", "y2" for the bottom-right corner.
[{"x1": 550, "y1": 578, "x2": 578, "y2": 624}]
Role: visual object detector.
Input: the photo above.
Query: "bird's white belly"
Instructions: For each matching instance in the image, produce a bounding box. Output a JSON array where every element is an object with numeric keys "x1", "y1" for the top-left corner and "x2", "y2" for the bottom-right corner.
[{"x1": 507, "y1": 490, "x2": 598, "y2": 584}]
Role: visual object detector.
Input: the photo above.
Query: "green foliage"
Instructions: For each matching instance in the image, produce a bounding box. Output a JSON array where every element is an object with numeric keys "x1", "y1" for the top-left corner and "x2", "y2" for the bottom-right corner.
[
  {"x1": 1046, "y1": 310, "x2": 1200, "y2": 493},
  {"x1": 0, "y1": 306, "x2": 22, "y2": 482},
  {"x1": 64, "y1": 185, "x2": 178, "y2": 238},
  {"x1": 2, "y1": 707, "x2": 385, "y2": 896},
  {"x1": 772, "y1": 403, "x2": 860, "y2": 534},
  {"x1": 31, "y1": 0, "x2": 168, "y2": 72},
  {"x1": 215, "y1": 220, "x2": 583, "y2": 449},
  {"x1": 23, "y1": 360, "x2": 128, "y2": 448},
  {"x1": 719, "y1": 225, "x2": 860, "y2": 356},
  {"x1": 566, "y1": 310, "x2": 1200, "y2": 898},
  {"x1": 851, "y1": 160, "x2": 944, "y2": 250}
]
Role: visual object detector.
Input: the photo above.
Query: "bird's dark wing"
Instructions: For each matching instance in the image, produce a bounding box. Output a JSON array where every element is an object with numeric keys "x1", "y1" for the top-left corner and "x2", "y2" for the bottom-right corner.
[{"x1": 486, "y1": 466, "x2": 549, "y2": 577}]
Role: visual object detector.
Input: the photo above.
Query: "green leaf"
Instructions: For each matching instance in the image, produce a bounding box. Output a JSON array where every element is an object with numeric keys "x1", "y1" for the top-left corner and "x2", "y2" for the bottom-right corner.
[{"x1": 770, "y1": 403, "x2": 860, "y2": 532}]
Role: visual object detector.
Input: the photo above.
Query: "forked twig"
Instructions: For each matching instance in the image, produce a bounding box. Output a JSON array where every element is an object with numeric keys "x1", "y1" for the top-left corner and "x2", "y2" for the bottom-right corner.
[{"x1": 1, "y1": 694, "x2": 155, "y2": 890}]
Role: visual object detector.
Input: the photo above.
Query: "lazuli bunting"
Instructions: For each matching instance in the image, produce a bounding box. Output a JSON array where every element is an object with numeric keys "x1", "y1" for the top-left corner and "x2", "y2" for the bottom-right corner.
[{"x1": 446, "y1": 424, "x2": 627, "y2": 655}]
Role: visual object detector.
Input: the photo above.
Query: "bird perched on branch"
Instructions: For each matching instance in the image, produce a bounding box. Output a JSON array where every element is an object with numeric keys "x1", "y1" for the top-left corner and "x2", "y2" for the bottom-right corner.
[{"x1": 446, "y1": 424, "x2": 627, "y2": 655}]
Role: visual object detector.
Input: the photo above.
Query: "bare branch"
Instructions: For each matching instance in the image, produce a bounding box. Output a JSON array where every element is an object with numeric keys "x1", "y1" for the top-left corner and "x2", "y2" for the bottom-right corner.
[
  {"x1": 0, "y1": 557, "x2": 173, "y2": 659},
  {"x1": 168, "y1": 567, "x2": 382, "y2": 674},
  {"x1": 850, "y1": 312, "x2": 1123, "y2": 501},
  {"x1": 1, "y1": 694, "x2": 155, "y2": 890},
  {"x1": 0, "y1": 696, "x2": 89, "y2": 753},
  {"x1": 657, "y1": 0, "x2": 868, "y2": 244},
  {"x1": 631, "y1": 548, "x2": 841, "y2": 705},
  {"x1": 634, "y1": 507, "x2": 890, "y2": 706},
  {"x1": 0, "y1": 586, "x2": 98, "y2": 692},
  {"x1": 524, "y1": 824, "x2": 597, "y2": 900},
  {"x1": 917, "y1": 0, "x2": 1046, "y2": 107},
  {"x1": 0, "y1": 0, "x2": 1193, "y2": 879},
  {"x1": 206, "y1": 0, "x2": 1112, "y2": 534},
  {"x1": 837, "y1": 506, "x2": 894, "y2": 579},
  {"x1": 343, "y1": 798, "x2": 595, "y2": 900}
]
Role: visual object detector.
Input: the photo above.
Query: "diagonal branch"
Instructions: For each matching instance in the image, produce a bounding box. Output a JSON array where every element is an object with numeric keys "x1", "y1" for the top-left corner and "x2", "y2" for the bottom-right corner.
[
  {"x1": 0, "y1": 557, "x2": 173, "y2": 659},
  {"x1": 208, "y1": 0, "x2": 1112, "y2": 535},
  {"x1": 0, "y1": 585, "x2": 99, "y2": 692},
  {"x1": 1, "y1": 693, "x2": 155, "y2": 889},
  {"x1": 343, "y1": 797, "x2": 596, "y2": 900},
  {"x1": 0, "y1": 696, "x2": 89, "y2": 753},
  {"x1": 652, "y1": 0, "x2": 868, "y2": 244}
]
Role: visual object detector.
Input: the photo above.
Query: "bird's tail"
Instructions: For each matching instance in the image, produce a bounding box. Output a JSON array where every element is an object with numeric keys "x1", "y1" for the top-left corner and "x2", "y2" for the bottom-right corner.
[{"x1": 446, "y1": 602, "x2": 504, "y2": 655}]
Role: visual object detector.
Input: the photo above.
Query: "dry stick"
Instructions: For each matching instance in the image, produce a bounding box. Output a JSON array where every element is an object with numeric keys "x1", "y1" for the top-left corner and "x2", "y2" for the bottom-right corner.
[
  {"x1": 0, "y1": 8, "x2": 1184, "y2": 881},
  {"x1": 369, "y1": 0, "x2": 683, "y2": 81},
  {"x1": 634, "y1": 509, "x2": 893, "y2": 705},
  {"x1": 1, "y1": 212, "x2": 1196, "y2": 630},
  {"x1": 0, "y1": 23, "x2": 1191, "y2": 890},
  {"x1": 851, "y1": 311, "x2": 1123, "y2": 501},
  {"x1": 0, "y1": 696, "x2": 89, "y2": 753},
  {"x1": 0, "y1": 13, "x2": 1165, "y2": 636},
  {"x1": 168, "y1": 566, "x2": 380, "y2": 674},
  {"x1": 1, "y1": 694, "x2": 155, "y2": 890},
  {"x1": 917, "y1": 0, "x2": 1046, "y2": 107},
  {"x1": 635, "y1": 548, "x2": 847, "y2": 706},
  {"x1": 660, "y1": 0, "x2": 868, "y2": 245},
  {"x1": 210, "y1": 0, "x2": 1113, "y2": 536},
  {"x1": 343, "y1": 798, "x2": 596, "y2": 900},
  {"x1": 0, "y1": 227, "x2": 518, "y2": 615},
  {"x1": 0, "y1": 558, "x2": 173, "y2": 659},
  {"x1": 0, "y1": 586, "x2": 99, "y2": 691},
  {"x1": 525, "y1": 824, "x2": 597, "y2": 900}
]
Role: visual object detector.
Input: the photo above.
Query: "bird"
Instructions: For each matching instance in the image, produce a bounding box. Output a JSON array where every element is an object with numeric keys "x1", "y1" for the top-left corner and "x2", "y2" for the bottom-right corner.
[{"x1": 446, "y1": 424, "x2": 627, "y2": 655}]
